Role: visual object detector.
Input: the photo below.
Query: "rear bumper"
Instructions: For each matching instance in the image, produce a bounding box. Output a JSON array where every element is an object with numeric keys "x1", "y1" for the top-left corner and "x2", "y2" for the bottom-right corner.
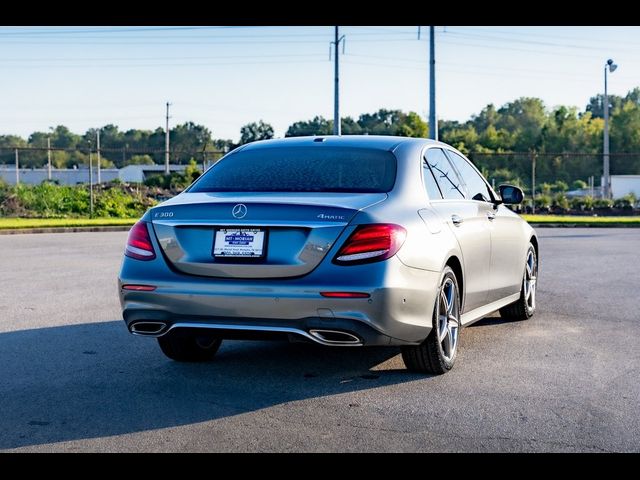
[
  {"x1": 123, "y1": 310, "x2": 393, "y2": 346},
  {"x1": 119, "y1": 255, "x2": 440, "y2": 346}
]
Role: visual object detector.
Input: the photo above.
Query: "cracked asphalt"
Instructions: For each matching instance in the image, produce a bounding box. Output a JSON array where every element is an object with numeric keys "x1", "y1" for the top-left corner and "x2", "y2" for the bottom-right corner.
[{"x1": 0, "y1": 228, "x2": 638, "y2": 452}]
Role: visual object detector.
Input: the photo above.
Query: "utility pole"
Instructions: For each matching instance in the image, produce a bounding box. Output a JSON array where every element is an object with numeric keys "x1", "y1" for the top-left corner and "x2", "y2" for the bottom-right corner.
[
  {"x1": 89, "y1": 145, "x2": 94, "y2": 218},
  {"x1": 47, "y1": 137, "x2": 52, "y2": 181},
  {"x1": 165, "y1": 102, "x2": 171, "y2": 175},
  {"x1": 96, "y1": 129, "x2": 101, "y2": 184},
  {"x1": 429, "y1": 26, "x2": 437, "y2": 141},
  {"x1": 332, "y1": 27, "x2": 345, "y2": 136},
  {"x1": 14, "y1": 148, "x2": 19, "y2": 185}
]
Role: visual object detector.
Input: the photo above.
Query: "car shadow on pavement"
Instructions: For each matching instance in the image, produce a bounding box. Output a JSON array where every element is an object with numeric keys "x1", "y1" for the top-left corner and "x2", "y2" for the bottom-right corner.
[{"x1": 0, "y1": 321, "x2": 426, "y2": 450}]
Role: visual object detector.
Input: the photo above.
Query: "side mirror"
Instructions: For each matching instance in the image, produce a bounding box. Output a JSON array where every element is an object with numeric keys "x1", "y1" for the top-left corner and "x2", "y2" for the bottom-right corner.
[{"x1": 498, "y1": 184, "x2": 524, "y2": 205}]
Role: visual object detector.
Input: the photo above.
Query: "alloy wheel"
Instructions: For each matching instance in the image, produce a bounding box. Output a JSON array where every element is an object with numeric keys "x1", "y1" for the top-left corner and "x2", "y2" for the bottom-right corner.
[{"x1": 437, "y1": 277, "x2": 459, "y2": 361}]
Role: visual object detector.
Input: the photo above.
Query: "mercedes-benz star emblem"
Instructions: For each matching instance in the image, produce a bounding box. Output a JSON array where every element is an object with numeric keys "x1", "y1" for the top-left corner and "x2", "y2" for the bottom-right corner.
[{"x1": 232, "y1": 203, "x2": 248, "y2": 219}]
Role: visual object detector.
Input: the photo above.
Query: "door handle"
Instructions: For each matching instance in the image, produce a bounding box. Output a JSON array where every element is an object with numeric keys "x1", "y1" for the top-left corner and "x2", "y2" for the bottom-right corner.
[
  {"x1": 451, "y1": 214, "x2": 463, "y2": 226},
  {"x1": 487, "y1": 212, "x2": 496, "y2": 221}
]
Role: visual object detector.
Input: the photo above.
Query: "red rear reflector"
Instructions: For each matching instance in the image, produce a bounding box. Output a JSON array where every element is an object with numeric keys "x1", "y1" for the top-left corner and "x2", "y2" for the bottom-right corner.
[
  {"x1": 122, "y1": 284, "x2": 157, "y2": 291},
  {"x1": 320, "y1": 292, "x2": 370, "y2": 298},
  {"x1": 333, "y1": 224, "x2": 406, "y2": 265},
  {"x1": 125, "y1": 221, "x2": 156, "y2": 261}
]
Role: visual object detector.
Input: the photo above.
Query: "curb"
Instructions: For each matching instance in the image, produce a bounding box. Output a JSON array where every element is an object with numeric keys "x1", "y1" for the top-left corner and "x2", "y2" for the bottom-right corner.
[
  {"x1": 528, "y1": 223, "x2": 640, "y2": 228},
  {"x1": 0, "y1": 226, "x2": 133, "y2": 235}
]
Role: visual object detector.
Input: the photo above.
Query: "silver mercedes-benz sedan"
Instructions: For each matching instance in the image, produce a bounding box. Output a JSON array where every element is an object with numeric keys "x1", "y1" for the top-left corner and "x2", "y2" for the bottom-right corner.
[{"x1": 119, "y1": 136, "x2": 538, "y2": 374}]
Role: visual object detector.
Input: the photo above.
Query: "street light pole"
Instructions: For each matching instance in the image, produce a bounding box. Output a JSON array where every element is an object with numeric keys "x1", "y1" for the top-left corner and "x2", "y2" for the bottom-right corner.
[{"x1": 603, "y1": 58, "x2": 617, "y2": 199}]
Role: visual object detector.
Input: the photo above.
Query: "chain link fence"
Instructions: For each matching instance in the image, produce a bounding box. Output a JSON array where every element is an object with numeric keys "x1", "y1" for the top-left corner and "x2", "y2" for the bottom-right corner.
[
  {"x1": 2, "y1": 146, "x2": 640, "y2": 198},
  {"x1": 0, "y1": 146, "x2": 226, "y2": 186},
  {"x1": 469, "y1": 151, "x2": 640, "y2": 191}
]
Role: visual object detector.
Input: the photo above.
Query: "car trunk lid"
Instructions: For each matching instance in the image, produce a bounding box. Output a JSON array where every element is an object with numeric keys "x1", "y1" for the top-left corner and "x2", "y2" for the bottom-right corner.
[{"x1": 151, "y1": 192, "x2": 386, "y2": 278}]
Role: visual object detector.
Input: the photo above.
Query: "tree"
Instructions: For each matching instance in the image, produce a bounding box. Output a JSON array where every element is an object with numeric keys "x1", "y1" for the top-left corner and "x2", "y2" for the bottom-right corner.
[
  {"x1": 286, "y1": 116, "x2": 332, "y2": 137},
  {"x1": 125, "y1": 155, "x2": 155, "y2": 166},
  {"x1": 341, "y1": 116, "x2": 362, "y2": 135},
  {"x1": 586, "y1": 93, "x2": 624, "y2": 119},
  {"x1": 170, "y1": 122, "x2": 213, "y2": 163},
  {"x1": 495, "y1": 97, "x2": 547, "y2": 151},
  {"x1": 239, "y1": 120, "x2": 274, "y2": 145},
  {"x1": 50, "y1": 125, "x2": 81, "y2": 149},
  {"x1": 396, "y1": 112, "x2": 428, "y2": 138},
  {"x1": 285, "y1": 110, "x2": 427, "y2": 138}
]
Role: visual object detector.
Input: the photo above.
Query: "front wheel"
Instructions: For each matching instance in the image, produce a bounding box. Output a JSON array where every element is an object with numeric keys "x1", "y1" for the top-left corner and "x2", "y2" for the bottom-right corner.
[
  {"x1": 157, "y1": 330, "x2": 222, "y2": 362},
  {"x1": 499, "y1": 244, "x2": 537, "y2": 321},
  {"x1": 401, "y1": 266, "x2": 461, "y2": 375}
]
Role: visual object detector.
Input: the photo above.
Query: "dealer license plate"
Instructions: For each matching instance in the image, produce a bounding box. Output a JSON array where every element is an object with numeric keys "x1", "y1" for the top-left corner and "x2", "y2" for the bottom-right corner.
[{"x1": 213, "y1": 228, "x2": 265, "y2": 258}]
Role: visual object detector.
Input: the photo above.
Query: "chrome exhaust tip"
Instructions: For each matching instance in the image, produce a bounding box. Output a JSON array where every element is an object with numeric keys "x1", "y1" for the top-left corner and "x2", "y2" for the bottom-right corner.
[
  {"x1": 308, "y1": 329, "x2": 362, "y2": 346},
  {"x1": 130, "y1": 321, "x2": 167, "y2": 336}
]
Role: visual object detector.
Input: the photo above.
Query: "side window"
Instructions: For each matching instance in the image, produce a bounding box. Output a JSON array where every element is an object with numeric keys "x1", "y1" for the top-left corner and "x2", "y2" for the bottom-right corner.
[
  {"x1": 446, "y1": 150, "x2": 493, "y2": 202},
  {"x1": 422, "y1": 160, "x2": 443, "y2": 200},
  {"x1": 425, "y1": 148, "x2": 465, "y2": 200}
]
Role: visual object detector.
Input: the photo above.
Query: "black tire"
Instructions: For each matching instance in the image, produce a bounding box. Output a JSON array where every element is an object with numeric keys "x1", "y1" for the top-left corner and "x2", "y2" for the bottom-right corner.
[
  {"x1": 401, "y1": 266, "x2": 461, "y2": 375},
  {"x1": 499, "y1": 243, "x2": 537, "y2": 321},
  {"x1": 157, "y1": 330, "x2": 222, "y2": 362}
]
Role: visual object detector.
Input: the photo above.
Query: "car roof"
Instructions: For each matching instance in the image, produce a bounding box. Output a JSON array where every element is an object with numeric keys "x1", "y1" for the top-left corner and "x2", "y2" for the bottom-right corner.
[{"x1": 236, "y1": 135, "x2": 444, "y2": 152}]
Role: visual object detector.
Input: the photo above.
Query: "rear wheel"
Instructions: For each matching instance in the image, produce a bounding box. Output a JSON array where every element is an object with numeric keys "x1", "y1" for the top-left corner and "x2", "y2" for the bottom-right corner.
[
  {"x1": 157, "y1": 330, "x2": 222, "y2": 362},
  {"x1": 401, "y1": 266, "x2": 460, "y2": 375},
  {"x1": 499, "y1": 244, "x2": 537, "y2": 321}
]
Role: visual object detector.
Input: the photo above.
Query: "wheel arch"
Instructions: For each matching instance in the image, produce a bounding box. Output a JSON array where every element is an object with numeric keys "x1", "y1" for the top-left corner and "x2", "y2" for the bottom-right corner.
[
  {"x1": 529, "y1": 234, "x2": 539, "y2": 263},
  {"x1": 445, "y1": 255, "x2": 464, "y2": 311}
]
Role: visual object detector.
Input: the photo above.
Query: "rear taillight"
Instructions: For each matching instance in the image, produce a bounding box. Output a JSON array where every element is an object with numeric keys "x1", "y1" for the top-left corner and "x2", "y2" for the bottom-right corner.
[
  {"x1": 125, "y1": 221, "x2": 156, "y2": 261},
  {"x1": 333, "y1": 224, "x2": 406, "y2": 265}
]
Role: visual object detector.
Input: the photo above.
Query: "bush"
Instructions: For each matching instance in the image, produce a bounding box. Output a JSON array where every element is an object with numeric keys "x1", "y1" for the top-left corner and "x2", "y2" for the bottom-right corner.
[
  {"x1": 570, "y1": 195, "x2": 594, "y2": 211},
  {"x1": 535, "y1": 194, "x2": 552, "y2": 208},
  {"x1": 125, "y1": 155, "x2": 155, "y2": 166},
  {"x1": 572, "y1": 180, "x2": 588, "y2": 190},
  {"x1": 94, "y1": 186, "x2": 153, "y2": 217},
  {"x1": 553, "y1": 180, "x2": 569, "y2": 193},
  {"x1": 613, "y1": 193, "x2": 636, "y2": 210},
  {"x1": 13, "y1": 183, "x2": 90, "y2": 217},
  {"x1": 143, "y1": 159, "x2": 202, "y2": 191},
  {"x1": 0, "y1": 183, "x2": 156, "y2": 218},
  {"x1": 553, "y1": 193, "x2": 570, "y2": 211},
  {"x1": 570, "y1": 197, "x2": 585, "y2": 210},
  {"x1": 143, "y1": 173, "x2": 169, "y2": 189},
  {"x1": 594, "y1": 198, "x2": 613, "y2": 209}
]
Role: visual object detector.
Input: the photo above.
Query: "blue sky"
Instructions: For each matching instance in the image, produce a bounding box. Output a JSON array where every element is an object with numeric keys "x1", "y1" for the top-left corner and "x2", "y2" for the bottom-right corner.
[{"x1": 1, "y1": 26, "x2": 639, "y2": 141}]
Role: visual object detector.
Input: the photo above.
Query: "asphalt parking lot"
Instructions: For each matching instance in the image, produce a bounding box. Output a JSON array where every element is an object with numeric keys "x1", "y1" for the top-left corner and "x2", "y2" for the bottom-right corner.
[{"x1": 0, "y1": 228, "x2": 638, "y2": 452}]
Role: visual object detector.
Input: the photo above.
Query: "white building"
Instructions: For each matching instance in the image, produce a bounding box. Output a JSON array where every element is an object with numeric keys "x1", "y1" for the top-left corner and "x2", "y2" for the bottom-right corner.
[
  {"x1": 118, "y1": 165, "x2": 187, "y2": 183},
  {"x1": 0, "y1": 164, "x2": 187, "y2": 186},
  {"x1": 610, "y1": 175, "x2": 640, "y2": 199}
]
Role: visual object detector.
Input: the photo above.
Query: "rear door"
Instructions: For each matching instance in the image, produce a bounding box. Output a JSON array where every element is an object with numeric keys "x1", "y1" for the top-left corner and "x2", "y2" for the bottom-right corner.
[
  {"x1": 444, "y1": 149, "x2": 523, "y2": 303},
  {"x1": 424, "y1": 148, "x2": 491, "y2": 312}
]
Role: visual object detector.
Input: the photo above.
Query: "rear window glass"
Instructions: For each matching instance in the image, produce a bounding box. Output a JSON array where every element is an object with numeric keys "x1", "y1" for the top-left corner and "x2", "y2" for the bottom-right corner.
[{"x1": 189, "y1": 146, "x2": 397, "y2": 193}]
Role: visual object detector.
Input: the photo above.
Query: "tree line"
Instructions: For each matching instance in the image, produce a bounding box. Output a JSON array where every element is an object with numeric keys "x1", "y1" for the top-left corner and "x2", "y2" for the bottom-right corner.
[{"x1": 3, "y1": 88, "x2": 640, "y2": 187}]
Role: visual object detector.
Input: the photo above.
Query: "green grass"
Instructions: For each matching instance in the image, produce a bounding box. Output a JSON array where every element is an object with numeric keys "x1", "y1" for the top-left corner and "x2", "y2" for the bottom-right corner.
[
  {"x1": 0, "y1": 217, "x2": 137, "y2": 230},
  {"x1": 2, "y1": 215, "x2": 639, "y2": 230},
  {"x1": 522, "y1": 214, "x2": 640, "y2": 226}
]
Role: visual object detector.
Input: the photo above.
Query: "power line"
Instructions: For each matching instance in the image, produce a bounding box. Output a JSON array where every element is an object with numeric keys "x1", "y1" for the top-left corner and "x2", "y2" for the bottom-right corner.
[
  {"x1": 450, "y1": 26, "x2": 640, "y2": 48},
  {"x1": 444, "y1": 30, "x2": 640, "y2": 54},
  {"x1": 0, "y1": 26, "x2": 258, "y2": 36}
]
